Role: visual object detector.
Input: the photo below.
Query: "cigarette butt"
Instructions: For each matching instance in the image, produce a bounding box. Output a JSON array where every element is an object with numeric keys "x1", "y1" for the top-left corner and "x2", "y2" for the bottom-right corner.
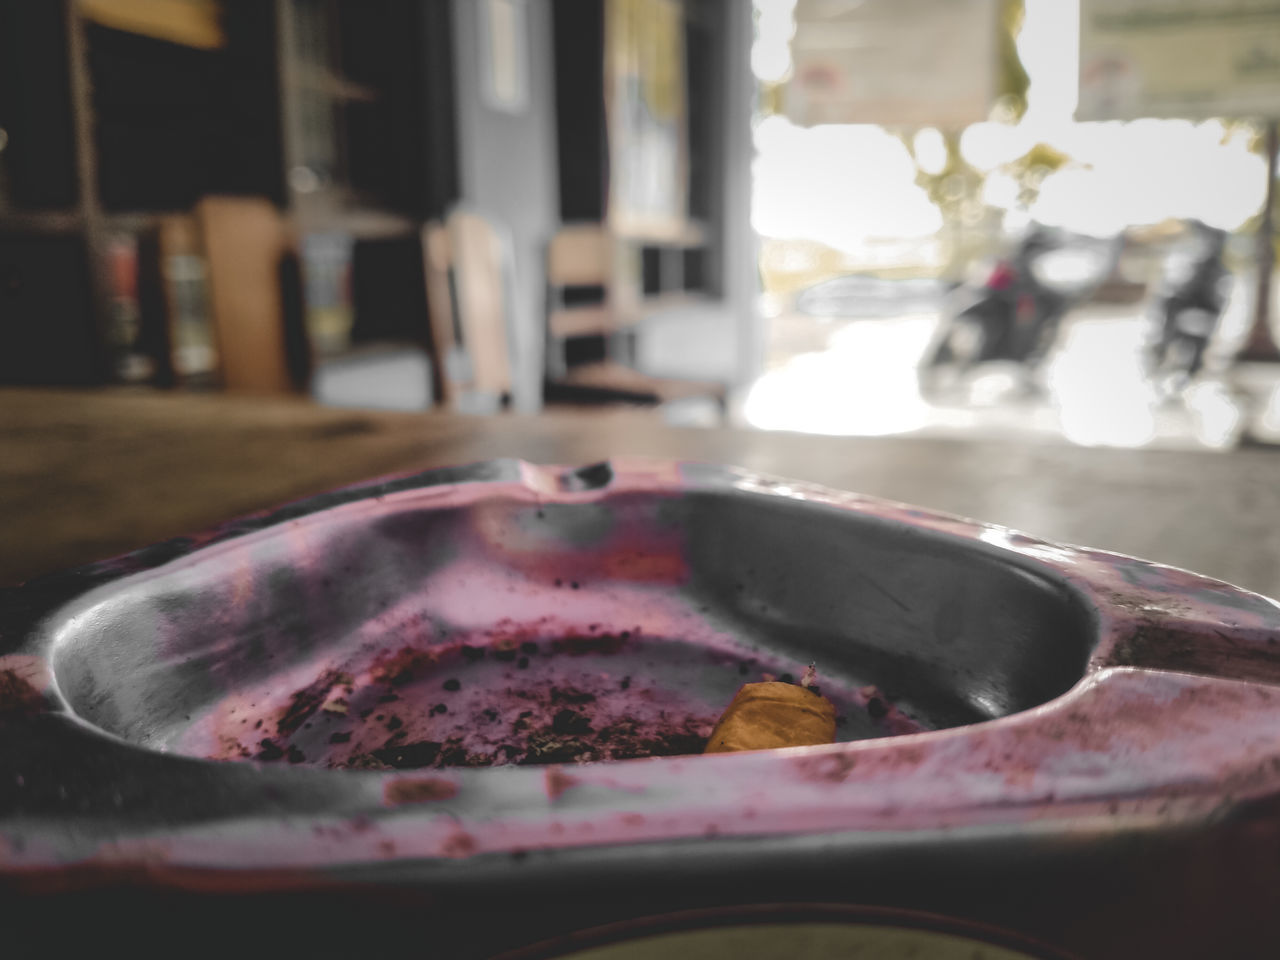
[{"x1": 703, "y1": 681, "x2": 837, "y2": 754}]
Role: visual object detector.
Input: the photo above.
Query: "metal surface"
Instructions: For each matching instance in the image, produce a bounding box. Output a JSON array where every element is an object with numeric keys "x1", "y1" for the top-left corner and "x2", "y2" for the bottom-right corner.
[{"x1": 2, "y1": 458, "x2": 1279, "y2": 956}]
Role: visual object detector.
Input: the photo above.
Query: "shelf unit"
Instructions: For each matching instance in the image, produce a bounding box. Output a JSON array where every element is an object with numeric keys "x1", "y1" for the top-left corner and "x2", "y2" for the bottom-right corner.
[
  {"x1": 0, "y1": 0, "x2": 458, "y2": 389},
  {"x1": 544, "y1": 0, "x2": 730, "y2": 407}
]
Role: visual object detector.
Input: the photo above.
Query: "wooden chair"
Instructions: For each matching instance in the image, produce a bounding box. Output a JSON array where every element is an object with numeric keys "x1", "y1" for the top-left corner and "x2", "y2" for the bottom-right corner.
[
  {"x1": 544, "y1": 224, "x2": 726, "y2": 412},
  {"x1": 195, "y1": 196, "x2": 308, "y2": 393},
  {"x1": 421, "y1": 211, "x2": 514, "y2": 412},
  {"x1": 421, "y1": 221, "x2": 458, "y2": 407}
]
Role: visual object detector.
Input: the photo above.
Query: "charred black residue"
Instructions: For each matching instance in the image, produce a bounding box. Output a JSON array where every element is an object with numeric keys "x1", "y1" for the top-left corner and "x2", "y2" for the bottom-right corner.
[
  {"x1": 276, "y1": 669, "x2": 347, "y2": 736},
  {"x1": 370, "y1": 740, "x2": 442, "y2": 769},
  {"x1": 552, "y1": 708, "x2": 593, "y2": 735},
  {"x1": 521, "y1": 718, "x2": 706, "y2": 766},
  {"x1": 1108, "y1": 623, "x2": 1280, "y2": 686},
  {"x1": 376, "y1": 647, "x2": 440, "y2": 687},
  {"x1": 329, "y1": 666, "x2": 713, "y2": 771},
  {"x1": 550, "y1": 686, "x2": 596, "y2": 705},
  {"x1": 551, "y1": 633, "x2": 628, "y2": 656},
  {"x1": 227, "y1": 627, "x2": 727, "y2": 771}
]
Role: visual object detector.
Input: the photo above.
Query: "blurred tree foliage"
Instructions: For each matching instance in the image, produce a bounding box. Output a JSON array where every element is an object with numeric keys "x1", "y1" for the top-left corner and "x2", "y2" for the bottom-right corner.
[
  {"x1": 1219, "y1": 118, "x2": 1268, "y2": 155},
  {"x1": 996, "y1": 0, "x2": 1030, "y2": 122},
  {"x1": 758, "y1": 80, "x2": 784, "y2": 117},
  {"x1": 1006, "y1": 140, "x2": 1071, "y2": 208},
  {"x1": 1220, "y1": 119, "x2": 1280, "y2": 265},
  {"x1": 898, "y1": 0, "x2": 1077, "y2": 272}
]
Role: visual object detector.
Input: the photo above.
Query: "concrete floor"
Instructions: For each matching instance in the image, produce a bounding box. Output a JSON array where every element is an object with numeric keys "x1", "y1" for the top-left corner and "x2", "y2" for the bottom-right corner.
[{"x1": 744, "y1": 303, "x2": 1280, "y2": 450}]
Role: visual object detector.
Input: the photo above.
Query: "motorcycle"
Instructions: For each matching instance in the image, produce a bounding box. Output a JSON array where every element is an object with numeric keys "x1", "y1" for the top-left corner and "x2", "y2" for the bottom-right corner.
[
  {"x1": 1144, "y1": 220, "x2": 1230, "y2": 396},
  {"x1": 920, "y1": 228, "x2": 1121, "y2": 396}
]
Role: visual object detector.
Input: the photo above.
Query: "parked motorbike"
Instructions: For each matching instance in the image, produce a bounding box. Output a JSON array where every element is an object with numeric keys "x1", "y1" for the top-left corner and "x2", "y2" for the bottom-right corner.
[
  {"x1": 920, "y1": 227, "x2": 1121, "y2": 396},
  {"x1": 1144, "y1": 220, "x2": 1231, "y2": 395}
]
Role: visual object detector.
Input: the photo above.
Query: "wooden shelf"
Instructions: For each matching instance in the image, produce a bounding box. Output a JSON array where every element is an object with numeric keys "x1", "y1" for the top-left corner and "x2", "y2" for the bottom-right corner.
[
  {"x1": 611, "y1": 218, "x2": 709, "y2": 248},
  {"x1": 289, "y1": 203, "x2": 418, "y2": 240},
  {"x1": 103, "y1": 211, "x2": 183, "y2": 232},
  {"x1": 0, "y1": 211, "x2": 85, "y2": 234},
  {"x1": 2, "y1": 0, "x2": 458, "y2": 391}
]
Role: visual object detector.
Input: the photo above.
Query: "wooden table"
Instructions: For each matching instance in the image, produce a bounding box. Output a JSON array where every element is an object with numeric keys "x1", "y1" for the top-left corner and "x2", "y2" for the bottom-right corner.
[{"x1": 4, "y1": 388, "x2": 1280, "y2": 601}]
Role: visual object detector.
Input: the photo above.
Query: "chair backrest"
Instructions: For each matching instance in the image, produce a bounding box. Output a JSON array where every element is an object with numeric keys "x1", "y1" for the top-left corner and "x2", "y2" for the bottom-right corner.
[
  {"x1": 196, "y1": 195, "x2": 300, "y2": 393},
  {"x1": 448, "y1": 210, "x2": 513, "y2": 402},
  {"x1": 546, "y1": 224, "x2": 632, "y2": 339},
  {"x1": 421, "y1": 211, "x2": 514, "y2": 408},
  {"x1": 421, "y1": 221, "x2": 458, "y2": 405},
  {"x1": 548, "y1": 224, "x2": 610, "y2": 287}
]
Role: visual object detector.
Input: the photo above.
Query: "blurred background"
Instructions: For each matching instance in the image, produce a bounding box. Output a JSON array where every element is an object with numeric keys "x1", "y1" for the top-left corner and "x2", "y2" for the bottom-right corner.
[
  {"x1": 3, "y1": 0, "x2": 1280, "y2": 591},
  {"x1": 749, "y1": 0, "x2": 1280, "y2": 450},
  {"x1": 2, "y1": 0, "x2": 1279, "y2": 446}
]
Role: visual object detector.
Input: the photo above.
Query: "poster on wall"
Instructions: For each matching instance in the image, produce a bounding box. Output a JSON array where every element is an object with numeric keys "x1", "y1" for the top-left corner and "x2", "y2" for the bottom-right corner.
[
  {"x1": 1078, "y1": 0, "x2": 1280, "y2": 120},
  {"x1": 785, "y1": 0, "x2": 1001, "y2": 129},
  {"x1": 480, "y1": 0, "x2": 529, "y2": 114},
  {"x1": 605, "y1": 0, "x2": 689, "y2": 241}
]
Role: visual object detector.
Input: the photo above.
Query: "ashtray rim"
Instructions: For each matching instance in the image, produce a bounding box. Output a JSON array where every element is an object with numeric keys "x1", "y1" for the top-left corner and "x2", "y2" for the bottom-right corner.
[{"x1": 3, "y1": 458, "x2": 1279, "y2": 886}]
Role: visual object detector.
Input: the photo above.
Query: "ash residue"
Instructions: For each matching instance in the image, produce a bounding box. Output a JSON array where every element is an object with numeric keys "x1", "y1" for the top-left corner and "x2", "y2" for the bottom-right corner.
[
  {"x1": 550, "y1": 634, "x2": 628, "y2": 656},
  {"x1": 275, "y1": 669, "x2": 348, "y2": 735},
  {"x1": 232, "y1": 629, "x2": 731, "y2": 770},
  {"x1": 329, "y1": 673, "x2": 712, "y2": 770}
]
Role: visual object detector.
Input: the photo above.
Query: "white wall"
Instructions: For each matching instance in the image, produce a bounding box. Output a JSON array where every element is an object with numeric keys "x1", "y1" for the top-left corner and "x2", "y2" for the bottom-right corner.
[
  {"x1": 723, "y1": 0, "x2": 763, "y2": 388},
  {"x1": 451, "y1": 0, "x2": 759, "y2": 402},
  {"x1": 451, "y1": 0, "x2": 559, "y2": 413}
]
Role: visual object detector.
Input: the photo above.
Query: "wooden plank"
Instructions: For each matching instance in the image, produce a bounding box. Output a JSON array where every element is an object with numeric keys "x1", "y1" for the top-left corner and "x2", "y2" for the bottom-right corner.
[
  {"x1": 421, "y1": 222, "x2": 457, "y2": 405},
  {"x1": 448, "y1": 210, "x2": 512, "y2": 399},
  {"x1": 547, "y1": 224, "x2": 611, "y2": 287},
  {"x1": 561, "y1": 359, "x2": 726, "y2": 402},
  {"x1": 78, "y1": 0, "x2": 226, "y2": 50},
  {"x1": 196, "y1": 196, "x2": 293, "y2": 393}
]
